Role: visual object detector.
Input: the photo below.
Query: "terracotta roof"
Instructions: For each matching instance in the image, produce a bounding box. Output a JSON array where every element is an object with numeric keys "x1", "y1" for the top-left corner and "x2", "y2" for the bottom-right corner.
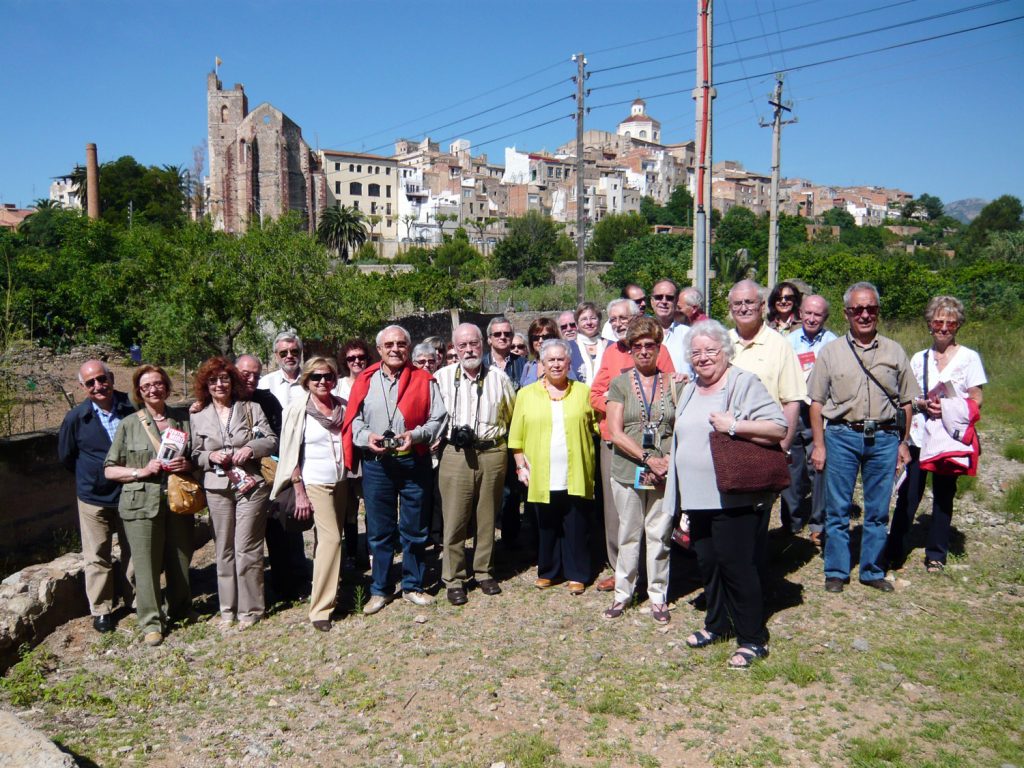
[
  {"x1": 620, "y1": 114, "x2": 661, "y2": 127},
  {"x1": 320, "y1": 149, "x2": 396, "y2": 162}
]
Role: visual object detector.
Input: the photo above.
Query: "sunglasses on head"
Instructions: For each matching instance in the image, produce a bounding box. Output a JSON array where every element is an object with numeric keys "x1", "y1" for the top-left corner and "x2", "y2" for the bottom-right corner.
[
  {"x1": 309, "y1": 372, "x2": 336, "y2": 383},
  {"x1": 83, "y1": 374, "x2": 109, "y2": 388}
]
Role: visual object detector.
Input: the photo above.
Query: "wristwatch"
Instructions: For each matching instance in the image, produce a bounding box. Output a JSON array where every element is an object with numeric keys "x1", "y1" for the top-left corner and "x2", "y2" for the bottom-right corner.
[
  {"x1": 641, "y1": 451, "x2": 651, "y2": 466},
  {"x1": 131, "y1": 469, "x2": 139, "y2": 480}
]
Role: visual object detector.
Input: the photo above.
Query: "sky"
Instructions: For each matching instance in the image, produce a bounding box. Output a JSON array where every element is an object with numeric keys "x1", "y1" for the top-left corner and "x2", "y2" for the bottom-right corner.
[{"x1": 2, "y1": 0, "x2": 1023, "y2": 209}]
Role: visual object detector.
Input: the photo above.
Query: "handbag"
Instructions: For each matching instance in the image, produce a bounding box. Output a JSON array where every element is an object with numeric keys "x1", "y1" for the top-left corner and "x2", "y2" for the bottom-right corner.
[
  {"x1": 707, "y1": 377, "x2": 790, "y2": 494},
  {"x1": 268, "y1": 484, "x2": 314, "y2": 533},
  {"x1": 137, "y1": 412, "x2": 207, "y2": 515},
  {"x1": 242, "y1": 403, "x2": 278, "y2": 484}
]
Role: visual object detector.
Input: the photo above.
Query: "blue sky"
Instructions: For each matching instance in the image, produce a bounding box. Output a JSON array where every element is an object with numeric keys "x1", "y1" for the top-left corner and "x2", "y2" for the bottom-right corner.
[{"x1": 2, "y1": 0, "x2": 1022, "y2": 209}]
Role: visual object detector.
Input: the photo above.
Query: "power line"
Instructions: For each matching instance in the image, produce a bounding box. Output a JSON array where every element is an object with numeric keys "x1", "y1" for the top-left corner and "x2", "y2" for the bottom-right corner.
[
  {"x1": 588, "y1": 13, "x2": 1024, "y2": 111},
  {"x1": 590, "y1": 0, "x2": 988, "y2": 77}
]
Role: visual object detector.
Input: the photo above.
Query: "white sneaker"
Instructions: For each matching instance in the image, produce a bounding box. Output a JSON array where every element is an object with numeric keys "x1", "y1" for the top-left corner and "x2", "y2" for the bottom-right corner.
[
  {"x1": 402, "y1": 590, "x2": 434, "y2": 607},
  {"x1": 363, "y1": 595, "x2": 389, "y2": 615}
]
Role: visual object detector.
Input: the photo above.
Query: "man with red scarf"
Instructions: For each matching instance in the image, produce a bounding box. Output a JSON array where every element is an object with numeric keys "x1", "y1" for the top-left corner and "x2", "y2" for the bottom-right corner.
[{"x1": 343, "y1": 325, "x2": 447, "y2": 615}]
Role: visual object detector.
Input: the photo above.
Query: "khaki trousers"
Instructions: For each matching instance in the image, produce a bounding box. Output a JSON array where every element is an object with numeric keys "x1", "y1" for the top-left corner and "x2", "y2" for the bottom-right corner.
[
  {"x1": 207, "y1": 485, "x2": 270, "y2": 622},
  {"x1": 78, "y1": 500, "x2": 134, "y2": 616},
  {"x1": 599, "y1": 441, "x2": 619, "y2": 569},
  {"x1": 610, "y1": 479, "x2": 672, "y2": 604},
  {"x1": 121, "y1": 508, "x2": 193, "y2": 635},
  {"x1": 438, "y1": 445, "x2": 506, "y2": 587},
  {"x1": 306, "y1": 481, "x2": 347, "y2": 622}
]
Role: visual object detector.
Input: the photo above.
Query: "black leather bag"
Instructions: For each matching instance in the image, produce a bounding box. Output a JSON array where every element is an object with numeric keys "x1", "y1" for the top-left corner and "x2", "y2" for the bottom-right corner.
[{"x1": 268, "y1": 485, "x2": 314, "y2": 533}]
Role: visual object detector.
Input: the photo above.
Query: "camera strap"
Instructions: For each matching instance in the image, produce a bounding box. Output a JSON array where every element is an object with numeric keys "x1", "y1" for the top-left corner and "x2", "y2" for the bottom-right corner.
[
  {"x1": 845, "y1": 336, "x2": 901, "y2": 416},
  {"x1": 452, "y1": 364, "x2": 487, "y2": 437},
  {"x1": 378, "y1": 368, "x2": 400, "y2": 433}
]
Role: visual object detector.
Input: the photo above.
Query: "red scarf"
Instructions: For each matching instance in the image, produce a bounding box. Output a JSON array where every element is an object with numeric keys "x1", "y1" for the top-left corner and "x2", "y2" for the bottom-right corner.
[{"x1": 341, "y1": 362, "x2": 433, "y2": 470}]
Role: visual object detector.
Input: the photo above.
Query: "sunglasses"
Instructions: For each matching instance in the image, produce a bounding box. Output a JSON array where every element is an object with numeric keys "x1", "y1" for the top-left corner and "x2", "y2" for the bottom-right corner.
[
  {"x1": 652, "y1": 293, "x2": 676, "y2": 302},
  {"x1": 631, "y1": 341, "x2": 659, "y2": 352},
  {"x1": 776, "y1": 295, "x2": 795, "y2": 303},
  {"x1": 511, "y1": 343, "x2": 527, "y2": 350},
  {"x1": 930, "y1": 319, "x2": 959, "y2": 330},
  {"x1": 846, "y1": 305, "x2": 880, "y2": 317},
  {"x1": 490, "y1": 331, "x2": 513, "y2": 338},
  {"x1": 413, "y1": 358, "x2": 434, "y2": 366},
  {"x1": 531, "y1": 334, "x2": 556, "y2": 341},
  {"x1": 83, "y1": 374, "x2": 109, "y2": 388},
  {"x1": 346, "y1": 354, "x2": 367, "y2": 363},
  {"x1": 277, "y1": 348, "x2": 300, "y2": 358},
  {"x1": 559, "y1": 322, "x2": 577, "y2": 330},
  {"x1": 309, "y1": 372, "x2": 337, "y2": 383}
]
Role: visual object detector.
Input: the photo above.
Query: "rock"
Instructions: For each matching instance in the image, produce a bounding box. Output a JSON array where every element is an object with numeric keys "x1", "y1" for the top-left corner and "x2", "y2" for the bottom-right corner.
[
  {"x1": 0, "y1": 711, "x2": 77, "y2": 768},
  {"x1": 413, "y1": 615, "x2": 428, "y2": 624},
  {"x1": 0, "y1": 555, "x2": 89, "y2": 673},
  {"x1": 852, "y1": 637, "x2": 870, "y2": 652},
  {"x1": 879, "y1": 662, "x2": 897, "y2": 672},
  {"x1": 490, "y1": 763, "x2": 508, "y2": 768}
]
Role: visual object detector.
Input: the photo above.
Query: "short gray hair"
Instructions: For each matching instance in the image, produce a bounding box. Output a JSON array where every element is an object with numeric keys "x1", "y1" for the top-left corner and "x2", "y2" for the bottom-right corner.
[
  {"x1": 234, "y1": 354, "x2": 263, "y2": 371},
  {"x1": 728, "y1": 279, "x2": 763, "y2": 302},
  {"x1": 680, "y1": 287, "x2": 704, "y2": 308},
  {"x1": 412, "y1": 342, "x2": 436, "y2": 361},
  {"x1": 78, "y1": 360, "x2": 112, "y2": 385},
  {"x1": 925, "y1": 295, "x2": 965, "y2": 326},
  {"x1": 843, "y1": 281, "x2": 880, "y2": 307},
  {"x1": 539, "y1": 338, "x2": 573, "y2": 361},
  {"x1": 683, "y1": 319, "x2": 734, "y2": 360},
  {"x1": 272, "y1": 331, "x2": 303, "y2": 353},
  {"x1": 376, "y1": 325, "x2": 412, "y2": 347},
  {"x1": 607, "y1": 297, "x2": 640, "y2": 317},
  {"x1": 486, "y1": 316, "x2": 513, "y2": 336}
]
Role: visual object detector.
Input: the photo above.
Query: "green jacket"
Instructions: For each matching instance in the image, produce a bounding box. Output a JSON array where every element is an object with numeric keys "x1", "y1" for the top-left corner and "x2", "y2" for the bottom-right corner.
[
  {"x1": 104, "y1": 407, "x2": 192, "y2": 521},
  {"x1": 508, "y1": 380, "x2": 597, "y2": 504}
]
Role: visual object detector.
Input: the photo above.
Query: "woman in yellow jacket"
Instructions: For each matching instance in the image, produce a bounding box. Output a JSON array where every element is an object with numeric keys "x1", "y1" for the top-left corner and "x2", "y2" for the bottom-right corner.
[{"x1": 509, "y1": 339, "x2": 597, "y2": 594}]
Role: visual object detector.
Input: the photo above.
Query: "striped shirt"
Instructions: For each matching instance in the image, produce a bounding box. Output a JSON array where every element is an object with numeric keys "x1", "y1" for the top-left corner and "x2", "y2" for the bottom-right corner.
[
  {"x1": 435, "y1": 362, "x2": 516, "y2": 442},
  {"x1": 91, "y1": 401, "x2": 122, "y2": 442}
]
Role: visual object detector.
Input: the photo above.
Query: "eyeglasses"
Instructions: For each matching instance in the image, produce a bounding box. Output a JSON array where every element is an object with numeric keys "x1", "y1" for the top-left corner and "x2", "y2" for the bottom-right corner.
[
  {"x1": 83, "y1": 374, "x2": 109, "y2": 388},
  {"x1": 631, "y1": 341, "x2": 659, "y2": 352},
  {"x1": 531, "y1": 334, "x2": 556, "y2": 341},
  {"x1": 277, "y1": 348, "x2": 300, "y2": 358},
  {"x1": 930, "y1": 319, "x2": 959, "y2": 330},
  {"x1": 490, "y1": 330, "x2": 513, "y2": 338},
  {"x1": 731, "y1": 299, "x2": 759, "y2": 309},
  {"x1": 208, "y1": 374, "x2": 232, "y2": 385},
  {"x1": 652, "y1": 293, "x2": 677, "y2": 302},
  {"x1": 845, "y1": 305, "x2": 880, "y2": 317},
  {"x1": 308, "y1": 372, "x2": 337, "y2": 383},
  {"x1": 413, "y1": 358, "x2": 434, "y2": 367},
  {"x1": 559, "y1": 322, "x2": 577, "y2": 330},
  {"x1": 776, "y1": 295, "x2": 795, "y2": 304},
  {"x1": 511, "y1": 343, "x2": 527, "y2": 352},
  {"x1": 139, "y1": 382, "x2": 166, "y2": 393},
  {"x1": 346, "y1": 354, "x2": 367, "y2": 363},
  {"x1": 690, "y1": 348, "x2": 723, "y2": 361},
  {"x1": 633, "y1": 296, "x2": 647, "y2": 306}
]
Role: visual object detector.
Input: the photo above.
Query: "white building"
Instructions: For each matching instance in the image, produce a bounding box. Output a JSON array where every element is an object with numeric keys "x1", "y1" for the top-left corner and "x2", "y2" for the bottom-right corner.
[{"x1": 49, "y1": 177, "x2": 81, "y2": 210}]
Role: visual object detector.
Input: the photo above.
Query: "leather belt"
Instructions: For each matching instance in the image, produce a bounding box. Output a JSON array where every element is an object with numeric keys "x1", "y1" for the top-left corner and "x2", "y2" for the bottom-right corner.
[
  {"x1": 843, "y1": 420, "x2": 899, "y2": 433},
  {"x1": 472, "y1": 438, "x2": 506, "y2": 451}
]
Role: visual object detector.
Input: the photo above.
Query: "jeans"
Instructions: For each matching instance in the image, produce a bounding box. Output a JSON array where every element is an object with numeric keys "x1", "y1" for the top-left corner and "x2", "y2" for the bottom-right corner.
[
  {"x1": 824, "y1": 424, "x2": 899, "y2": 582},
  {"x1": 362, "y1": 454, "x2": 432, "y2": 596}
]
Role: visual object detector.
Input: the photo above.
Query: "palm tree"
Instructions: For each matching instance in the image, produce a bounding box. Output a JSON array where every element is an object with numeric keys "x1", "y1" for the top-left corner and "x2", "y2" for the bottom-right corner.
[
  {"x1": 31, "y1": 199, "x2": 61, "y2": 210},
  {"x1": 366, "y1": 214, "x2": 383, "y2": 258},
  {"x1": 711, "y1": 247, "x2": 756, "y2": 285},
  {"x1": 317, "y1": 204, "x2": 367, "y2": 262}
]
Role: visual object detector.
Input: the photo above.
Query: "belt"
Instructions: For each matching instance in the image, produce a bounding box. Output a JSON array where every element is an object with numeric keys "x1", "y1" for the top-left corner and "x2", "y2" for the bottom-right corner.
[
  {"x1": 473, "y1": 438, "x2": 506, "y2": 451},
  {"x1": 362, "y1": 449, "x2": 415, "y2": 462},
  {"x1": 843, "y1": 420, "x2": 899, "y2": 433}
]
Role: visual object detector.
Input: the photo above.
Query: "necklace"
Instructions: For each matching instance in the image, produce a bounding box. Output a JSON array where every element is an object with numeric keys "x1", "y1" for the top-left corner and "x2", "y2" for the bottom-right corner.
[
  {"x1": 544, "y1": 378, "x2": 570, "y2": 401},
  {"x1": 149, "y1": 409, "x2": 167, "y2": 422}
]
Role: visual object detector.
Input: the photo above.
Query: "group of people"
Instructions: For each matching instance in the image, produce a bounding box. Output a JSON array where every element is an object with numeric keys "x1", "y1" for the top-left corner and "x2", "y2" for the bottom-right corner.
[{"x1": 58, "y1": 278, "x2": 985, "y2": 669}]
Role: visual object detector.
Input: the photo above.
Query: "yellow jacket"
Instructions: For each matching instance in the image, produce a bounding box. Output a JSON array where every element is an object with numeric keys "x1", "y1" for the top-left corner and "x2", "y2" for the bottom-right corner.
[{"x1": 508, "y1": 380, "x2": 597, "y2": 504}]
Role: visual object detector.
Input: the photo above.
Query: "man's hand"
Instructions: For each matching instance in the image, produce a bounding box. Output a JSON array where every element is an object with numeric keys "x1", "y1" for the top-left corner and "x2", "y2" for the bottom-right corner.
[
  {"x1": 142, "y1": 458, "x2": 163, "y2": 478},
  {"x1": 395, "y1": 431, "x2": 415, "y2": 452},
  {"x1": 810, "y1": 442, "x2": 826, "y2": 472},
  {"x1": 366, "y1": 433, "x2": 389, "y2": 455}
]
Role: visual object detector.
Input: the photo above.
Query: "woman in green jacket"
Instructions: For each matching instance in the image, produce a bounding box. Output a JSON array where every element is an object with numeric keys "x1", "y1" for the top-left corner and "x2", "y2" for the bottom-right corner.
[
  {"x1": 509, "y1": 339, "x2": 597, "y2": 595},
  {"x1": 104, "y1": 365, "x2": 195, "y2": 647}
]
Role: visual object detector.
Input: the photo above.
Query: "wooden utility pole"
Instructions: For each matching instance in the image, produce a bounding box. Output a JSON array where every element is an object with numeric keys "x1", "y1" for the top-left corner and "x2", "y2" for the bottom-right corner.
[
  {"x1": 572, "y1": 52, "x2": 588, "y2": 304},
  {"x1": 691, "y1": 0, "x2": 714, "y2": 312},
  {"x1": 761, "y1": 74, "x2": 796, "y2": 289}
]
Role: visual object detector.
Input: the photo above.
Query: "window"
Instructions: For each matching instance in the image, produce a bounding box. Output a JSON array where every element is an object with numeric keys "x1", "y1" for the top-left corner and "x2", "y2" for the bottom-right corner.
[
  {"x1": 386, "y1": 203, "x2": 392, "y2": 215},
  {"x1": 639, "y1": 130, "x2": 647, "y2": 139},
  {"x1": 350, "y1": 182, "x2": 362, "y2": 195},
  {"x1": 349, "y1": 164, "x2": 354, "y2": 172},
  {"x1": 335, "y1": 162, "x2": 340, "y2": 171},
  {"x1": 386, "y1": 167, "x2": 391, "y2": 175},
  {"x1": 353, "y1": 200, "x2": 359, "y2": 210},
  {"x1": 386, "y1": 185, "x2": 391, "y2": 196},
  {"x1": 387, "y1": 218, "x2": 392, "y2": 227},
  {"x1": 220, "y1": 105, "x2": 228, "y2": 123},
  {"x1": 368, "y1": 184, "x2": 381, "y2": 197},
  {"x1": 371, "y1": 202, "x2": 377, "y2": 214},
  {"x1": 375, "y1": 166, "x2": 380, "y2": 174},
  {"x1": 335, "y1": 181, "x2": 340, "y2": 194},
  {"x1": 357, "y1": 165, "x2": 362, "y2": 173}
]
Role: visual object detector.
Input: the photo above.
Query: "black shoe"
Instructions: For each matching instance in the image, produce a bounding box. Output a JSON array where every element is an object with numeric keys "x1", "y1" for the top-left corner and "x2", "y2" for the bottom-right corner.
[
  {"x1": 824, "y1": 578, "x2": 845, "y2": 594},
  {"x1": 93, "y1": 614, "x2": 115, "y2": 633},
  {"x1": 447, "y1": 587, "x2": 468, "y2": 606},
  {"x1": 861, "y1": 578, "x2": 894, "y2": 593},
  {"x1": 477, "y1": 578, "x2": 502, "y2": 596},
  {"x1": 311, "y1": 619, "x2": 333, "y2": 632}
]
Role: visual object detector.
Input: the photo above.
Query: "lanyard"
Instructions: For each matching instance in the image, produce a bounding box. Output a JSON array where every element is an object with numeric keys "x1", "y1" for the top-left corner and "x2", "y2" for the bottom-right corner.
[
  {"x1": 632, "y1": 370, "x2": 662, "y2": 425},
  {"x1": 378, "y1": 368, "x2": 401, "y2": 432},
  {"x1": 453, "y1": 364, "x2": 486, "y2": 435}
]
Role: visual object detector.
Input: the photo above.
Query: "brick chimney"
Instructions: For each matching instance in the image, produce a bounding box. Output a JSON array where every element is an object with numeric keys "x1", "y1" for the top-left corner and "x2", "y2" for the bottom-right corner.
[{"x1": 85, "y1": 143, "x2": 100, "y2": 220}]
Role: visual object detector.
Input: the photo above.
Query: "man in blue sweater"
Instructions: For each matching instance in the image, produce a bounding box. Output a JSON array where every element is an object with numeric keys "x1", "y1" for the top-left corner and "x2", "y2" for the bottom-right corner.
[{"x1": 58, "y1": 360, "x2": 136, "y2": 633}]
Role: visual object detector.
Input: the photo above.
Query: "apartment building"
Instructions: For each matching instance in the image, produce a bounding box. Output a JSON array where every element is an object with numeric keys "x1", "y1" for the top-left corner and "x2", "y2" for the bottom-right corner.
[{"x1": 319, "y1": 150, "x2": 400, "y2": 243}]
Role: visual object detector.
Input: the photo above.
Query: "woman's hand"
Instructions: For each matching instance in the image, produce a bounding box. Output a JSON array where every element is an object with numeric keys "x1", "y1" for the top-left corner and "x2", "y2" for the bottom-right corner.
[
  {"x1": 210, "y1": 450, "x2": 233, "y2": 467},
  {"x1": 645, "y1": 455, "x2": 669, "y2": 478},
  {"x1": 163, "y1": 456, "x2": 190, "y2": 473},
  {"x1": 924, "y1": 397, "x2": 942, "y2": 419},
  {"x1": 142, "y1": 458, "x2": 163, "y2": 478},
  {"x1": 292, "y1": 484, "x2": 313, "y2": 521},
  {"x1": 708, "y1": 411, "x2": 736, "y2": 434},
  {"x1": 233, "y1": 446, "x2": 254, "y2": 465}
]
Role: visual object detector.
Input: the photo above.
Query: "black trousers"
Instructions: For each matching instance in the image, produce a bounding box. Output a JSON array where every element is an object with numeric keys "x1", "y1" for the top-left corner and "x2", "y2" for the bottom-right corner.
[
  {"x1": 265, "y1": 518, "x2": 310, "y2": 601},
  {"x1": 689, "y1": 505, "x2": 769, "y2": 646},
  {"x1": 535, "y1": 491, "x2": 590, "y2": 584},
  {"x1": 886, "y1": 446, "x2": 960, "y2": 567}
]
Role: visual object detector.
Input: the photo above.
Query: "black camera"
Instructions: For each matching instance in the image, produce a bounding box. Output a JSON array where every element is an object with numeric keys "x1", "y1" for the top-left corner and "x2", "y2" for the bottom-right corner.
[
  {"x1": 379, "y1": 429, "x2": 400, "y2": 451},
  {"x1": 863, "y1": 419, "x2": 877, "y2": 440},
  {"x1": 449, "y1": 425, "x2": 475, "y2": 450}
]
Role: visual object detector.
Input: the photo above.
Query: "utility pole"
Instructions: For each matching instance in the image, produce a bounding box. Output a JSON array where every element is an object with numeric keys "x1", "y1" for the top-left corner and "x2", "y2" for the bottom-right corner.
[
  {"x1": 572, "y1": 52, "x2": 588, "y2": 304},
  {"x1": 760, "y1": 74, "x2": 796, "y2": 289},
  {"x1": 691, "y1": 0, "x2": 714, "y2": 313}
]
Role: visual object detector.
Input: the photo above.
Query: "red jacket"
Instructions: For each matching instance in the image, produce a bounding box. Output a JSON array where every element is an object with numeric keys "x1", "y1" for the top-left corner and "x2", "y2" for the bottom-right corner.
[
  {"x1": 341, "y1": 362, "x2": 433, "y2": 470},
  {"x1": 589, "y1": 342, "x2": 675, "y2": 441}
]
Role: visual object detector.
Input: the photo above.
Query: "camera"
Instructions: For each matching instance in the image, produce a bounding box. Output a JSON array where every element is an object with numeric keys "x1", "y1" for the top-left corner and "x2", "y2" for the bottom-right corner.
[
  {"x1": 642, "y1": 426, "x2": 657, "y2": 450},
  {"x1": 379, "y1": 429, "x2": 400, "y2": 451},
  {"x1": 863, "y1": 419, "x2": 877, "y2": 440},
  {"x1": 449, "y1": 425, "x2": 475, "y2": 450}
]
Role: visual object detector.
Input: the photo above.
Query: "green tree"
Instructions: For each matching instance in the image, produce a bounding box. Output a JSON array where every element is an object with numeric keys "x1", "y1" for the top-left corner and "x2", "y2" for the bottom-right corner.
[
  {"x1": 918, "y1": 193, "x2": 944, "y2": 221},
  {"x1": 316, "y1": 204, "x2": 367, "y2": 261},
  {"x1": 493, "y1": 211, "x2": 563, "y2": 286},
  {"x1": 665, "y1": 185, "x2": 694, "y2": 226},
  {"x1": 715, "y1": 207, "x2": 766, "y2": 262},
  {"x1": 585, "y1": 212, "x2": 648, "y2": 262},
  {"x1": 602, "y1": 233, "x2": 692, "y2": 290},
  {"x1": 821, "y1": 207, "x2": 856, "y2": 229},
  {"x1": 69, "y1": 156, "x2": 189, "y2": 230},
  {"x1": 963, "y1": 195, "x2": 1023, "y2": 255}
]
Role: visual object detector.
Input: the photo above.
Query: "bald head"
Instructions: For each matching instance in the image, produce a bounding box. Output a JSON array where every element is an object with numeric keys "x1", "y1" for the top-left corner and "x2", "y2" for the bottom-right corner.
[
  {"x1": 800, "y1": 295, "x2": 829, "y2": 337},
  {"x1": 235, "y1": 354, "x2": 263, "y2": 396},
  {"x1": 78, "y1": 359, "x2": 114, "y2": 409},
  {"x1": 453, "y1": 323, "x2": 484, "y2": 372}
]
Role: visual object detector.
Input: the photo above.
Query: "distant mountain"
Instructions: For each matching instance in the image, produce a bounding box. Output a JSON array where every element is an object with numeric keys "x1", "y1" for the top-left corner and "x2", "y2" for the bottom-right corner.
[{"x1": 944, "y1": 198, "x2": 988, "y2": 224}]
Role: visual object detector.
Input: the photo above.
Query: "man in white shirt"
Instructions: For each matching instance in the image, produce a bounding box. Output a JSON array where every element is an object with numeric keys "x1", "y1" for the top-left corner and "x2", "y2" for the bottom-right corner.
[
  {"x1": 259, "y1": 332, "x2": 305, "y2": 408},
  {"x1": 650, "y1": 278, "x2": 689, "y2": 370},
  {"x1": 434, "y1": 323, "x2": 517, "y2": 605}
]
